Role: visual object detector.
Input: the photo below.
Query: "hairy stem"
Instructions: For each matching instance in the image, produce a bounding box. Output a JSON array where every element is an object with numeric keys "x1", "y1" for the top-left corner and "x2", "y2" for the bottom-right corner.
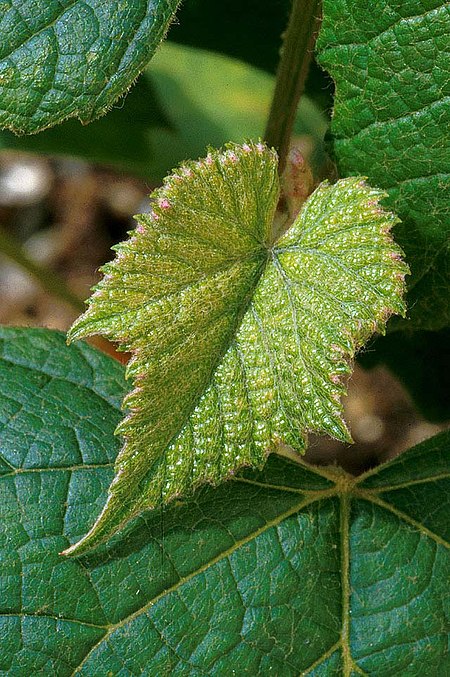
[
  {"x1": 264, "y1": 0, "x2": 322, "y2": 174},
  {"x1": 0, "y1": 226, "x2": 85, "y2": 312}
]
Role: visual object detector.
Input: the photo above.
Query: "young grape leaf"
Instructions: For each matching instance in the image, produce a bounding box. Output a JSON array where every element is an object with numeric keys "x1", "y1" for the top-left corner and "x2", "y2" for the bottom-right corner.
[
  {"x1": 0, "y1": 0, "x2": 180, "y2": 134},
  {"x1": 0, "y1": 328, "x2": 448, "y2": 674},
  {"x1": 64, "y1": 142, "x2": 408, "y2": 555},
  {"x1": 317, "y1": 0, "x2": 450, "y2": 330}
]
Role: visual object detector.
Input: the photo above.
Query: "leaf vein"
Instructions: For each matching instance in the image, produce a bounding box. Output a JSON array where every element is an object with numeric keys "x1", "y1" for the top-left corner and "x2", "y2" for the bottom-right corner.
[
  {"x1": 72, "y1": 493, "x2": 330, "y2": 673},
  {"x1": 356, "y1": 494, "x2": 449, "y2": 548}
]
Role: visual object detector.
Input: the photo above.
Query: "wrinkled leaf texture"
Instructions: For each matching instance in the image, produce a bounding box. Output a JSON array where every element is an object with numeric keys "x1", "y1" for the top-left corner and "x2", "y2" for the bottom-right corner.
[
  {"x1": 0, "y1": 328, "x2": 448, "y2": 675},
  {"x1": 66, "y1": 142, "x2": 408, "y2": 554},
  {"x1": 317, "y1": 0, "x2": 450, "y2": 330},
  {"x1": 0, "y1": 0, "x2": 180, "y2": 133}
]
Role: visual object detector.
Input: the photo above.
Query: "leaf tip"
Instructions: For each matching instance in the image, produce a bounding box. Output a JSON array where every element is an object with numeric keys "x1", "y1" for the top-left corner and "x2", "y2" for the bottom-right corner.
[{"x1": 66, "y1": 315, "x2": 88, "y2": 345}]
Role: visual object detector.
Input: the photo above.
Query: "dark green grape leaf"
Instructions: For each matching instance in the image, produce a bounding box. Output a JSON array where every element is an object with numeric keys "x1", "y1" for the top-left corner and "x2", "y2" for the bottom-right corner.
[
  {"x1": 0, "y1": 43, "x2": 327, "y2": 180},
  {"x1": 0, "y1": 0, "x2": 180, "y2": 134},
  {"x1": 317, "y1": 0, "x2": 450, "y2": 330},
  {"x1": 66, "y1": 142, "x2": 407, "y2": 554},
  {"x1": 0, "y1": 328, "x2": 448, "y2": 674}
]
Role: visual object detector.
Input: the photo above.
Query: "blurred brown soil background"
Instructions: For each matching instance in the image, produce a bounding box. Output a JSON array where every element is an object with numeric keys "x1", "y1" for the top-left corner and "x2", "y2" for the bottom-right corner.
[{"x1": 1, "y1": 153, "x2": 447, "y2": 476}]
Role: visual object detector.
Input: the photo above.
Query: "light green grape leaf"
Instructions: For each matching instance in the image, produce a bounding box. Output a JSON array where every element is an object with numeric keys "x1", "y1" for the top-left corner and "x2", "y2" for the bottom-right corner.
[
  {"x1": 0, "y1": 0, "x2": 180, "y2": 134},
  {"x1": 0, "y1": 327, "x2": 448, "y2": 674},
  {"x1": 66, "y1": 142, "x2": 408, "y2": 555}
]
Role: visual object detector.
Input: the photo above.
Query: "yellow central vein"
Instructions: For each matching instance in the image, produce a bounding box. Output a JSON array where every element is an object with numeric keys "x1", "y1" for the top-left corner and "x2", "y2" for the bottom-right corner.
[
  {"x1": 0, "y1": 462, "x2": 114, "y2": 478},
  {"x1": 340, "y1": 493, "x2": 352, "y2": 676},
  {"x1": 0, "y1": 612, "x2": 107, "y2": 631},
  {"x1": 233, "y1": 476, "x2": 305, "y2": 494}
]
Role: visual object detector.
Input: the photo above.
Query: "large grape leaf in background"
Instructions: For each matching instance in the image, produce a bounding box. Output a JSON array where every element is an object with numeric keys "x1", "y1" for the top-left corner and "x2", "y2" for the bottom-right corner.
[
  {"x1": 0, "y1": 328, "x2": 448, "y2": 674},
  {"x1": 317, "y1": 0, "x2": 450, "y2": 330},
  {"x1": 0, "y1": 0, "x2": 180, "y2": 134},
  {"x1": 0, "y1": 43, "x2": 327, "y2": 180},
  {"x1": 65, "y1": 143, "x2": 407, "y2": 555}
]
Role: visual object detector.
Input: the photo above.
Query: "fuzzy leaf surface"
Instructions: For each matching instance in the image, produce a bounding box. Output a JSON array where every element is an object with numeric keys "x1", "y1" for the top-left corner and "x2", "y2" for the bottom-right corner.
[
  {"x1": 0, "y1": 0, "x2": 180, "y2": 134},
  {"x1": 0, "y1": 328, "x2": 448, "y2": 674},
  {"x1": 317, "y1": 0, "x2": 450, "y2": 330},
  {"x1": 66, "y1": 143, "x2": 407, "y2": 554}
]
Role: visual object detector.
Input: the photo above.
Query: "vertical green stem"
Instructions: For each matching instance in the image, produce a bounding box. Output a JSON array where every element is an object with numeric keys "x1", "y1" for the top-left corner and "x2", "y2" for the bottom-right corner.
[
  {"x1": 340, "y1": 492, "x2": 353, "y2": 675},
  {"x1": 264, "y1": 0, "x2": 322, "y2": 175},
  {"x1": 0, "y1": 226, "x2": 85, "y2": 313}
]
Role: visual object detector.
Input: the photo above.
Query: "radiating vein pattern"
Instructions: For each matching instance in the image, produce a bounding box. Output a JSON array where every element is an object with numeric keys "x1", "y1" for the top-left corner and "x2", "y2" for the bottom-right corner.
[
  {"x1": 0, "y1": 331, "x2": 448, "y2": 674},
  {"x1": 0, "y1": 0, "x2": 181, "y2": 133},
  {"x1": 66, "y1": 143, "x2": 408, "y2": 554}
]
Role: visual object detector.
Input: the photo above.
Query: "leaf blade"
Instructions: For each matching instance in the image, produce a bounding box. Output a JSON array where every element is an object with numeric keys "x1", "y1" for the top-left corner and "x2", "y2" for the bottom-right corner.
[
  {"x1": 0, "y1": 332, "x2": 448, "y2": 673},
  {"x1": 65, "y1": 144, "x2": 407, "y2": 554},
  {"x1": 0, "y1": 0, "x2": 180, "y2": 134},
  {"x1": 317, "y1": 0, "x2": 450, "y2": 330}
]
